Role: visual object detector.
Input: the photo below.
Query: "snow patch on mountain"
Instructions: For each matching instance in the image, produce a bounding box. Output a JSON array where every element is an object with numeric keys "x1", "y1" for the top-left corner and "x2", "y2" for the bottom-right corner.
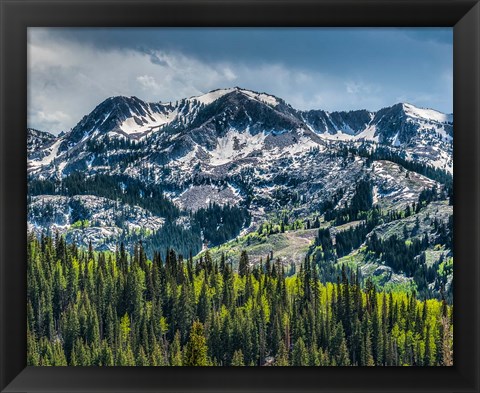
[
  {"x1": 208, "y1": 127, "x2": 267, "y2": 166},
  {"x1": 282, "y1": 134, "x2": 319, "y2": 156},
  {"x1": 174, "y1": 184, "x2": 242, "y2": 211},
  {"x1": 392, "y1": 132, "x2": 401, "y2": 147},
  {"x1": 317, "y1": 124, "x2": 380, "y2": 143},
  {"x1": 190, "y1": 87, "x2": 280, "y2": 108},
  {"x1": 403, "y1": 103, "x2": 453, "y2": 124},
  {"x1": 240, "y1": 90, "x2": 280, "y2": 107},
  {"x1": 120, "y1": 111, "x2": 171, "y2": 135},
  {"x1": 29, "y1": 139, "x2": 62, "y2": 172},
  {"x1": 191, "y1": 88, "x2": 236, "y2": 105},
  {"x1": 370, "y1": 160, "x2": 437, "y2": 207}
]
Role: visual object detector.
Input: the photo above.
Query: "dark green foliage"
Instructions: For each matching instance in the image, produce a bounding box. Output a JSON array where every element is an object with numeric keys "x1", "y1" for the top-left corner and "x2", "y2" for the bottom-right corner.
[
  {"x1": 194, "y1": 203, "x2": 251, "y2": 247},
  {"x1": 27, "y1": 233, "x2": 452, "y2": 366},
  {"x1": 366, "y1": 233, "x2": 429, "y2": 276},
  {"x1": 418, "y1": 186, "x2": 439, "y2": 207},
  {"x1": 333, "y1": 144, "x2": 452, "y2": 185},
  {"x1": 28, "y1": 172, "x2": 180, "y2": 220},
  {"x1": 324, "y1": 179, "x2": 373, "y2": 224},
  {"x1": 28, "y1": 172, "x2": 250, "y2": 259}
]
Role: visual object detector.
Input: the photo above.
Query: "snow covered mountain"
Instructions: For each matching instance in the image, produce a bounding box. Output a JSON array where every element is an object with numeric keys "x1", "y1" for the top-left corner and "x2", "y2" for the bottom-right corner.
[
  {"x1": 27, "y1": 87, "x2": 453, "y2": 275},
  {"x1": 28, "y1": 128, "x2": 56, "y2": 150},
  {"x1": 28, "y1": 87, "x2": 453, "y2": 180}
]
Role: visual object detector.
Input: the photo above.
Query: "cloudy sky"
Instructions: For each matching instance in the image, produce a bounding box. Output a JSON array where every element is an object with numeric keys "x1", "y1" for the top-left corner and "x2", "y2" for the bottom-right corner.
[{"x1": 28, "y1": 27, "x2": 452, "y2": 135}]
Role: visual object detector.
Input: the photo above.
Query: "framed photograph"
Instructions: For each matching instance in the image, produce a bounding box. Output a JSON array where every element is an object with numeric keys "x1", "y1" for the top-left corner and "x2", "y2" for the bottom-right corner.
[{"x1": 1, "y1": 0, "x2": 479, "y2": 392}]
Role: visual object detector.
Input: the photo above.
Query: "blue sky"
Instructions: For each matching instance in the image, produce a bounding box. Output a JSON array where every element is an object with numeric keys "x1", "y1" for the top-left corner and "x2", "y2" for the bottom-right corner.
[{"x1": 28, "y1": 28, "x2": 452, "y2": 134}]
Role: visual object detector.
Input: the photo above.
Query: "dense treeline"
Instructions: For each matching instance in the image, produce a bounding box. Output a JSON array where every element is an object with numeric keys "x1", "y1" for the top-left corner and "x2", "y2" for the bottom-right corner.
[
  {"x1": 28, "y1": 172, "x2": 250, "y2": 256},
  {"x1": 312, "y1": 206, "x2": 452, "y2": 300},
  {"x1": 194, "y1": 203, "x2": 251, "y2": 247},
  {"x1": 333, "y1": 144, "x2": 452, "y2": 186},
  {"x1": 367, "y1": 232, "x2": 430, "y2": 277},
  {"x1": 140, "y1": 203, "x2": 250, "y2": 258},
  {"x1": 27, "y1": 233, "x2": 452, "y2": 366},
  {"x1": 28, "y1": 173, "x2": 180, "y2": 220},
  {"x1": 324, "y1": 179, "x2": 373, "y2": 225}
]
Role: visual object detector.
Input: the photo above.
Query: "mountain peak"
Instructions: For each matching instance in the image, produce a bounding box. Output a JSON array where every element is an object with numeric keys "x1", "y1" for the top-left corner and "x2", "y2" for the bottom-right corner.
[
  {"x1": 29, "y1": 87, "x2": 454, "y2": 184},
  {"x1": 53, "y1": 88, "x2": 452, "y2": 171},
  {"x1": 61, "y1": 94, "x2": 165, "y2": 147},
  {"x1": 189, "y1": 87, "x2": 281, "y2": 108},
  {"x1": 98, "y1": 95, "x2": 149, "y2": 114},
  {"x1": 27, "y1": 128, "x2": 57, "y2": 155},
  {"x1": 401, "y1": 102, "x2": 453, "y2": 124}
]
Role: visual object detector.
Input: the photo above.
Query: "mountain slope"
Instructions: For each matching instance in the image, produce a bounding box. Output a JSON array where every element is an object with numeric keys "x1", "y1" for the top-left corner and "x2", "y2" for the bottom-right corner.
[
  {"x1": 27, "y1": 87, "x2": 453, "y2": 297},
  {"x1": 28, "y1": 88, "x2": 453, "y2": 182}
]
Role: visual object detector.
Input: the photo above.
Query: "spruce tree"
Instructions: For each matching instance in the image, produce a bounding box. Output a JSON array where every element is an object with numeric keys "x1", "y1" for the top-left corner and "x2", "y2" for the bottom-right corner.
[
  {"x1": 184, "y1": 321, "x2": 208, "y2": 366},
  {"x1": 231, "y1": 349, "x2": 245, "y2": 366}
]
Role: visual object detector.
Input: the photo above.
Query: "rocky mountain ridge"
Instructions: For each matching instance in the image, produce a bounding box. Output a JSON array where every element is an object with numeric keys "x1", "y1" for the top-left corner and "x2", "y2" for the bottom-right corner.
[{"x1": 27, "y1": 87, "x2": 453, "y2": 296}]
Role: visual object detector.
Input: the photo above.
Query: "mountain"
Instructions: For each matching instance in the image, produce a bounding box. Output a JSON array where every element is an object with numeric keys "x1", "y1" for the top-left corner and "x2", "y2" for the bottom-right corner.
[
  {"x1": 27, "y1": 128, "x2": 57, "y2": 156},
  {"x1": 27, "y1": 127, "x2": 56, "y2": 151},
  {"x1": 27, "y1": 87, "x2": 453, "y2": 299},
  {"x1": 29, "y1": 87, "x2": 453, "y2": 179}
]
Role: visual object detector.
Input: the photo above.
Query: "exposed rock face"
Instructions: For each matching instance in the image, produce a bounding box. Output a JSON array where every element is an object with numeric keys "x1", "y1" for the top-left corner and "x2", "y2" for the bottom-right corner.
[{"x1": 27, "y1": 87, "x2": 453, "y2": 288}]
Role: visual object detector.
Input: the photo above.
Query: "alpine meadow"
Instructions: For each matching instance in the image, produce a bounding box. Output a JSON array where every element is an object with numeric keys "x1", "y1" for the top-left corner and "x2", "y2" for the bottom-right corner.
[{"x1": 27, "y1": 28, "x2": 453, "y2": 366}]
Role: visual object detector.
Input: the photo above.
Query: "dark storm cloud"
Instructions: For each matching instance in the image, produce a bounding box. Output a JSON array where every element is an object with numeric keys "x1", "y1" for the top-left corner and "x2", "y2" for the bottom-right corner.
[{"x1": 28, "y1": 27, "x2": 452, "y2": 134}]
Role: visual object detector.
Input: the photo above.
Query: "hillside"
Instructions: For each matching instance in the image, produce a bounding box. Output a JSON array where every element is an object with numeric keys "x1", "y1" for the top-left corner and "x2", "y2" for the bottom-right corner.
[{"x1": 27, "y1": 87, "x2": 453, "y2": 299}]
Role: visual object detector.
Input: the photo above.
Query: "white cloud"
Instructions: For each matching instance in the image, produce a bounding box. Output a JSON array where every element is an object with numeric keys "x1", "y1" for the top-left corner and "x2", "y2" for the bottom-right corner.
[
  {"x1": 222, "y1": 67, "x2": 237, "y2": 81},
  {"x1": 30, "y1": 110, "x2": 71, "y2": 131},
  {"x1": 345, "y1": 80, "x2": 381, "y2": 95},
  {"x1": 28, "y1": 30, "x2": 448, "y2": 134},
  {"x1": 28, "y1": 36, "x2": 245, "y2": 133},
  {"x1": 136, "y1": 75, "x2": 159, "y2": 90}
]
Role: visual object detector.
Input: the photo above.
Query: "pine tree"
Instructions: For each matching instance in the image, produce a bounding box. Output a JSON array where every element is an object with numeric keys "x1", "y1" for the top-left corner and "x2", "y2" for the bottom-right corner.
[
  {"x1": 27, "y1": 235, "x2": 453, "y2": 368},
  {"x1": 424, "y1": 324, "x2": 433, "y2": 366},
  {"x1": 184, "y1": 321, "x2": 208, "y2": 366},
  {"x1": 170, "y1": 331, "x2": 183, "y2": 366},
  {"x1": 292, "y1": 337, "x2": 309, "y2": 366},
  {"x1": 337, "y1": 338, "x2": 351, "y2": 366},
  {"x1": 197, "y1": 279, "x2": 210, "y2": 324},
  {"x1": 238, "y1": 250, "x2": 249, "y2": 277},
  {"x1": 231, "y1": 349, "x2": 245, "y2": 366},
  {"x1": 275, "y1": 340, "x2": 289, "y2": 366}
]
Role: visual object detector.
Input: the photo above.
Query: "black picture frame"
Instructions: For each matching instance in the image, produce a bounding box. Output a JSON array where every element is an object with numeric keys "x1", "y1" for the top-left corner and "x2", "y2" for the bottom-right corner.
[{"x1": 1, "y1": 0, "x2": 479, "y2": 392}]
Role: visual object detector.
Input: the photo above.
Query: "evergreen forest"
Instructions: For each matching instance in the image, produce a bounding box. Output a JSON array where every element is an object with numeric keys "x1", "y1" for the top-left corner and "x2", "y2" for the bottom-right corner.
[{"x1": 27, "y1": 232, "x2": 453, "y2": 366}]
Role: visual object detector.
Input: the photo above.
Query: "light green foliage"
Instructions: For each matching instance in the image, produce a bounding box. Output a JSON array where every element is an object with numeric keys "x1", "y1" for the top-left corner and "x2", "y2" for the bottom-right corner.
[
  {"x1": 27, "y1": 233, "x2": 453, "y2": 366},
  {"x1": 70, "y1": 219, "x2": 89, "y2": 229},
  {"x1": 231, "y1": 349, "x2": 245, "y2": 366},
  {"x1": 184, "y1": 321, "x2": 208, "y2": 366}
]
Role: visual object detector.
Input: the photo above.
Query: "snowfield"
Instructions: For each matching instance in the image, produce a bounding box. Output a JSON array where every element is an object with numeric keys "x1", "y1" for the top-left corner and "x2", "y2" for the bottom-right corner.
[{"x1": 402, "y1": 103, "x2": 453, "y2": 124}]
